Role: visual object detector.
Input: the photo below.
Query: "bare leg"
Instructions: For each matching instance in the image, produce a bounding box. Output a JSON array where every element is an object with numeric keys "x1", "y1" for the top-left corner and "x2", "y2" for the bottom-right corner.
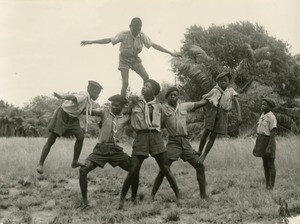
[
  {"x1": 199, "y1": 132, "x2": 217, "y2": 164},
  {"x1": 198, "y1": 129, "x2": 210, "y2": 155},
  {"x1": 188, "y1": 158, "x2": 207, "y2": 198},
  {"x1": 133, "y1": 63, "x2": 150, "y2": 84},
  {"x1": 119, "y1": 155, "x2": 144, "y2": 209},
  {"x1": 120, "y1": 69, "x2": 129, "y2": 97},
  {"x1": 79, "y1": 161, "x2": 97, "y2": 206},
  {"x1": 151, "y1": 160, "x2": 173, "y2": 200},
  {"x1": 36, "y1": 132, "x2": 58, "y2": 174},
  {"x1": 154, "y1": 152, "x2": 180, "y2": 203},
  {"x1": 72, "y1": 133, "x2": 85, "y2": 168}
]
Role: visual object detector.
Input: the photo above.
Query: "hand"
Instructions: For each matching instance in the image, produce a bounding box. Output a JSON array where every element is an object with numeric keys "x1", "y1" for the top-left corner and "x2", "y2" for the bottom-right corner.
[
  {"x1": 129, "y1": 95, "x2": 139, "y2": 105},
  {"x1": 238, "y1": 117, "x2": 242, "y2": 125},
  {"x1": 171, "y1": 52, "x2": 182, "y2": 58},
  {"x1": 80, "y1": 41, "x2": 90, "y2": 46},
  {"x1": 53, "y1": 92, "x2": 62, "y2": 99}
]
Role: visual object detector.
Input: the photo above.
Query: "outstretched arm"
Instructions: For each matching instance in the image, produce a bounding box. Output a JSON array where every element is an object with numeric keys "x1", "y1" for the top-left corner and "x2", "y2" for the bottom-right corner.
[
  {"x1": 194, "y1": 99, "x2": 209, "y2": 110},
  {"x1": 81, "y1": 38, "x2": 112, "y2": 46},
  {"x1": 53, "y1": 92, "x2": 77, "y2": 103},
  {"x1": 233, "y1": 97, "x2": 242, "y2": 124},
  {"x1": 152, "y1": 43, "x2": 180, "y2": 57}
]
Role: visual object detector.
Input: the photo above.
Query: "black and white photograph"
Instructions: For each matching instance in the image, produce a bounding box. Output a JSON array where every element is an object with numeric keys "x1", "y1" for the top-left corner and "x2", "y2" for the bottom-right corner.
[{"x1": 0, "y1": 0, "x2": 299, "y2": 223}]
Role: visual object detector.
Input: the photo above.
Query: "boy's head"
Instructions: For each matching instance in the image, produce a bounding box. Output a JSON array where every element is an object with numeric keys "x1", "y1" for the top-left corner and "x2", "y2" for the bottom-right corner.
[
  {"x1": 130, "y1": 17, "x2": 142, "y2": 37},
  {"x1": 142, "y1": 79, "x2": 160, "y2": 97},
  {"x1": 261, "y1": 98, "x2": 276, "y2": 113},
  {"x1": 87, "y1": 80, "x2": 102, "y2": 101},
  {"x1": 216, "y1": 72, "x2": 231, "y2": 90},
  {"x1": 108, "y1": 94, "x2": 128, "y2": 115},
  {"x1": 165, "y1": 87, "x2": 179, "y2": 106}
]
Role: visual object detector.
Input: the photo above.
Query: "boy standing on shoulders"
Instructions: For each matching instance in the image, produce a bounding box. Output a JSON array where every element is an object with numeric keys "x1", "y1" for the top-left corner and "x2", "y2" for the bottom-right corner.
[
  {"x1": 36, "y1": 81, "x2": 102, "y2": 174},
  {"x1": 79, "y1": 94, "x2": 131, "y2": 209},
  {"x1": 197, "y1": 72, "x2": 242, "y2": 163},
  {"x1": 81, "y1": 17, "x2": 180, "y2": 97},
  {"x1": 151, "y1": 87, "x2": 207, "y2": 200},
  {"x1": 119, "y1": 79, "x2": 180, "y2": 209},
  {"x1": 253, "y1": 98, "x2": 277, "y2": 190}
]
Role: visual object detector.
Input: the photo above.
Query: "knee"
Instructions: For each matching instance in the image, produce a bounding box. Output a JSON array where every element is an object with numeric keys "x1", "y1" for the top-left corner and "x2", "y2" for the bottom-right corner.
[
  {"x1": 195, "y1": 164, "x2": 205, "y2": 173},
  {"x1": 79, "y1": 166, "x2": 88, "y2": 176}
]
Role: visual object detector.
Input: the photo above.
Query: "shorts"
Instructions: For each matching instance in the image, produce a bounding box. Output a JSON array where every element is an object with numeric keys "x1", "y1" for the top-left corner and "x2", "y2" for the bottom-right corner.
[
  {"x1": 166, "y1": 136, "x2": 198, "y2": 162},
  {"x1": 86, "y1": 143, "x2": 131, "y2": 169},
  {"x1": 47, "y1": 107, "x2": 83, "y2": 137},
  {"x1": 204, "y1": 105, "x2": 228, "y2": 135},
  {"x1": 253, "y1": 134, "x2": 276, "y2": 159},
  {"x1": 118, "y1": 54, "x2": 145, "y2": 72},
  {"x1": 132, "y1": 132, "x2": 166, "y2": 157}
]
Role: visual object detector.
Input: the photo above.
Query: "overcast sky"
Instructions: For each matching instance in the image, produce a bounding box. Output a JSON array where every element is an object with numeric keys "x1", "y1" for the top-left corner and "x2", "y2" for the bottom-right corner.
[{"x1": 1, "y1": 0, "x2": 299, "y2": 107}]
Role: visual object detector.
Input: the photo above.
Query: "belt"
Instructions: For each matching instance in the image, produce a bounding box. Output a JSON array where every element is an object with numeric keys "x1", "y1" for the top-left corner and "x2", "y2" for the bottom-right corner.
[
  {"x1": 136, "y1": 129, "x2": 159, "y2": 134},
  {"x1": 100, "y1": 142, "x2": 116, "y2": 146},
  {"x1": 169, "y1": 135, "x2": 188, "y2": 138}
]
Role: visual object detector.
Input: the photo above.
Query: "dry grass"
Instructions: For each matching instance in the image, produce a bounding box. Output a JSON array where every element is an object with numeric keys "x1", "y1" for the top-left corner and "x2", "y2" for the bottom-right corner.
[{"x1": 0, "y1": 136, "x2": 299, "y2": 224}]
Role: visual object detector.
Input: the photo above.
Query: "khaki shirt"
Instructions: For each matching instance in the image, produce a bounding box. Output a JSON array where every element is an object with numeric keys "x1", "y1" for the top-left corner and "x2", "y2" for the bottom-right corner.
[
  {"x1": 162, "y1": 102, "x2": 194, "y2": 136},
  {"x1": 61, "y1": 91, "x2": 91, "y2": 117},
  {"x1": 131, "y1": 97, "x2": 162, "y2": 132},
  {"x1": 96, "y1": 108, "x2": 130, "y2": 143},
  {"x1": 202, "y1": 85, "x2": 237, "y2": 111},
  {"x1": 111, "y1": 31, "x2": 153, "y2": 57},
  {"x1": 257, "y1": 111, "x2": 277, "y2": 136}
]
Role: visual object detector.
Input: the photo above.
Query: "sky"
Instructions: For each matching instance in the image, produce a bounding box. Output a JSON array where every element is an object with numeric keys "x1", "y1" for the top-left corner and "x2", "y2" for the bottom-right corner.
[{"x1": 0, "y1": 0, "x2": 299, "y2": 107}]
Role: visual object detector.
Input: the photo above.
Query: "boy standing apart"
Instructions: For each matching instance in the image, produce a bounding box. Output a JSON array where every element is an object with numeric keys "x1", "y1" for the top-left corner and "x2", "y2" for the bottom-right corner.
[
  {"x1": 197, "y1": 72, "x2": 242, "y2": 163},
  {"x1": 81, "y1": 17, "x2": 179, "y2": 97},
  {"x1": 253, "y1": 98, "x2": 277, "y2": 190},
  {"x1": 151, "y1": 87, "x2": 207, "y2": 200},
  {"x1": 79, "y1": 94, "x2": 131, "y2": 209},
  {"x1": 36, "y1": 81, "x2": 102, "y2": 174},
  {"x1": 119, "y1": 79, "x2": 180, "y2": 209}
]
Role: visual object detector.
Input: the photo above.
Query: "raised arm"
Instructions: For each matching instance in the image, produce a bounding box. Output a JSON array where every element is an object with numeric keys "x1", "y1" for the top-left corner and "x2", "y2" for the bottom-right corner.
[
  {"x1": 152, "y1": 43, "x2": 180, "y2": 57},
  {"x1": 233, "y1": 97, "x2": 242, "y2": 124},
  {"x1": 53, "y1": 92, "x2": 77, "y2": 103},
  {"x1": 80, "y1": 38, "x2": 112, "y2": 46}
]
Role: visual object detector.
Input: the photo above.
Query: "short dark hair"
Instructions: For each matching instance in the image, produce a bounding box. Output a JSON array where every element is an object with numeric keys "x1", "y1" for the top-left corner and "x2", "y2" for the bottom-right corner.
[{"x1": 130, "y1": 17, "x2": 142, "y2": 27}]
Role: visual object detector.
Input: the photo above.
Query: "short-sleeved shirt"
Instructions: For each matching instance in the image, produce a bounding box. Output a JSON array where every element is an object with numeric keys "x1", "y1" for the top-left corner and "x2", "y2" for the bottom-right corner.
[
  {"x1": 162, "y1": 102, "x2": 195, "y2": 136},
  {"x1": 61, "y1": 91, "x2": 91, "y2": 117},
  {"x1": 202, "y1": 85, "x2": 238, "y2": 111},
  {"x1": 111, "y1": 31, "x2": 153, "y2": 57},
  {"x1": 95, "y1": 108, "x2": 130, "y2": 143},
  {"x1": 257, "y1": 111, "x2": 277, "y2": 136},
  {"x1": 131, "y1": 97, "x2": 162, "y2": 132}
]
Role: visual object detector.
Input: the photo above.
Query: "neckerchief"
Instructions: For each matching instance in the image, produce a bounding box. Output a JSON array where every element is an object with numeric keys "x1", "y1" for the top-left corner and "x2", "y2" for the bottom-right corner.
[{"x1": 141, "y1": 96, "x2": 156, "y2": 128}]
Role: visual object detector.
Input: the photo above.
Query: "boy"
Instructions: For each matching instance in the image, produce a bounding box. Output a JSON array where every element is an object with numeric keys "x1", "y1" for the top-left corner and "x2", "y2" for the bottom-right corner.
[
  {"x1": 253, "y1": 98, "x2": 277, "y2": 190},
  {"x1": 151, "y1": 87, "x2": 207, "y2": 200},
  {"x1": 81, "y1": 17, "x2": 179, "y2": 97},
  {"x1": 79, "y1": 94, "x2": 131, "y2": 209},
  {"x1": 36, "y1": 81, "x2": 102, "y2": 174},
  {"x1": 119, "y1": 79, "x2": 180, "y2": 209},
  {"x1": 197, "y1": 72, "x2": 242, "y2": 163}
]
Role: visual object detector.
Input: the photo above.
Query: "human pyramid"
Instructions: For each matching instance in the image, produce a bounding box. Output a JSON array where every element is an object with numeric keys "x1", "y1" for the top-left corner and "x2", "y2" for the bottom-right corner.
[{"x1": 36, "y1": 17, "x2": 278, "y2": 210}]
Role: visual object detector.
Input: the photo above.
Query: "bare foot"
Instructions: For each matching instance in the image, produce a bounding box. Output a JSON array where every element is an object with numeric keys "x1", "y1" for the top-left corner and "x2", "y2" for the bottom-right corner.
[
  {"x1": 118, "y1": 200, "x2": 124, "y2": 210},
  {"x1": 71, "y1": 161, "x2": 85, "y2": 168},
  {"x1": 36, "y1": 165, "x2": 44, "y2": 174}
]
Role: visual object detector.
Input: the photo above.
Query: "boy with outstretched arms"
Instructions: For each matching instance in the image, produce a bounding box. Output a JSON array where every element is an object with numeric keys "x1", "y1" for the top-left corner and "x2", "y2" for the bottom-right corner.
[{"x1": 36, "y1": 81, "x2": 102, "y2": 174}]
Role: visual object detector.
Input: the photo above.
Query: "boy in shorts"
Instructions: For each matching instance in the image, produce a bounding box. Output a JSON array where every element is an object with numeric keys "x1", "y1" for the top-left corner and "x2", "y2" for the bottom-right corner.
[
  {"x1": 151, "y1": 87, "x2": 207, "y2": 199},
  {"x1": 81, "y1": 17, "x2": 179, "y2": 97},
  {"x1": 253, "y1": 98, "x2": 277, "y2": 190},
  {"x1": 36, "y1": 81, "x2": 102, "y2": 174},
  {"x1": 118, "y1": 79, "x2": 180, "y2": 209},
  {"x1": 197, "y1": 72, "x2": 242, "y2": 164},
  {"x1": 79, "y1": 94, "x2": 131, "y2": 208}
]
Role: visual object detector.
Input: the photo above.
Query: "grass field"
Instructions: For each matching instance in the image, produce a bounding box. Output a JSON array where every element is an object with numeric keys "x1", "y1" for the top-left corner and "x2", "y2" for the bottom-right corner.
[{"x1": 0, "y1": 137, "x2": 299, "y2": 224}]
